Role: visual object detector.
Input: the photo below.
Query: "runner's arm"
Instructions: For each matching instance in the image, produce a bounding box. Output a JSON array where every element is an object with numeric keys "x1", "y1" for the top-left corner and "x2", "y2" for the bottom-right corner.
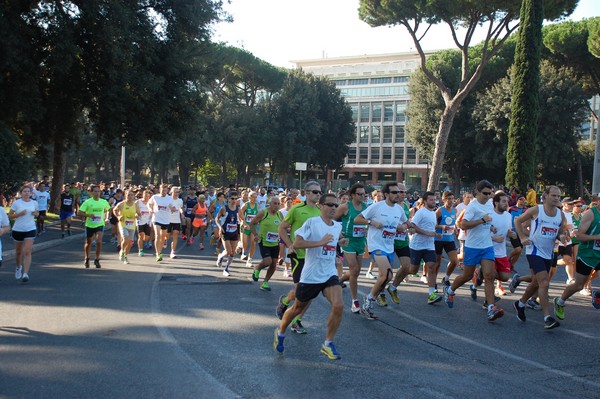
[{"x1": 574, "y1": 211, "x2": 600, "y2": 242}]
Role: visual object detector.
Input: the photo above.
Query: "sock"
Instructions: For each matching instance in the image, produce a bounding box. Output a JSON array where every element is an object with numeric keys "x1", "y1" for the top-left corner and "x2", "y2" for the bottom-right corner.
[
  {"x1": 445, "y1": 274, "x2": 451, "y2": 280},
  {"x1": 388, "y1": 284, "x2": 397, "y2": 291},
  {"x1": 488, "y1": 304, "x2": 494, "y2": 311},
  {"x1": 557, "y1": 298, "x2": 565, "y2": 306},
  {"x1": 367, "y1": 293, "x2": 376, "y2": 301},
  {"x1": 518, "y1": 300, "x2": 525, "y2": 308},
  {"x1": 428, "y1": 287, "x2": 435, "y2": 295},
  {"x1": 448, "y1": 288, "x2": 455, "y2": 295},
  {"x1": 544, "y1": 315, "x2": 551, "y2": 321},
  {"x1": 324, "y1": 340, "x2": 332, "y2": 346},
  {"x1": 278, "y1": 331, "x2": 285, "y2": 338}
]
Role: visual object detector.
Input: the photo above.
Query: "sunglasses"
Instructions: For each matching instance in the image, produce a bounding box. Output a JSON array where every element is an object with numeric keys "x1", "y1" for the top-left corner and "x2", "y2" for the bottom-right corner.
[
  {"x1": 355, "y1": 192, "x2": 366, "y2": 196},
  {"x1": 389, "y1": 190, "x2": 405, "y2": 194},
  {"x1": 229, "y1": 197, "x2": 238, "y2": 200},
  {"x1": 322, "y1": 202, "x2": 339, "y2": 208},
  {"x1": 574, "y1": 204, "x2": 582, "y2": 207},
  {"x1": 481, "y1": 191, "x2": 493, "y2": 196},
  {"x1": 311, "y1": 190, "x2": 323, "y2": 195}
]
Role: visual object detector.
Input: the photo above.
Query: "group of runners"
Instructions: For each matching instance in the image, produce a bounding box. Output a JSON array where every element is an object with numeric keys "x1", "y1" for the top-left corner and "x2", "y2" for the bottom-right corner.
[{"x1": 2, "y1": 178, "x2": 600, "y2": 362}]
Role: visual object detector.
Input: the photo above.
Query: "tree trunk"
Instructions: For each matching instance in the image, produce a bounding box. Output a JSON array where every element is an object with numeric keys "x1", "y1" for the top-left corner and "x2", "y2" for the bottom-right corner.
[
  {"x1": 451, "y1": 163, "x2": 462, "y2": 197},
  {"x1": 427, "y1": 104, "x2": 459, "y2": 191},
  {"x1": 178, "y1": 163, "x2": 190, "y2": 186},
  {"x1": 49, "y1": 140, "x2": 66, "y2": 213},
  {"x1": 75, "y1": 156, "x2": 86, "y2": 182},
  {"x1": 220, "y1": 158, "x2": 227, "y2": 186}
]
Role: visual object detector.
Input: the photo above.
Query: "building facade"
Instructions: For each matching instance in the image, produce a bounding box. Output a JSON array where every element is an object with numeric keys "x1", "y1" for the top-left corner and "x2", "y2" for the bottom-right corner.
[{"x1": 293, "y1": 52, "x2": 431, "y2": 191}]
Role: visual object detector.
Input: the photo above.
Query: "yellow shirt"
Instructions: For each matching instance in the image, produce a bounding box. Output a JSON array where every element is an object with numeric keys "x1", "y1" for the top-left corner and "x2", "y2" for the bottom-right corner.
[
  {"x1": 119, "y1": 202, "x2": 137, "y2": 230},
  {"x1": 526, "y1": 189, "x2": 537, "y2": 207}
]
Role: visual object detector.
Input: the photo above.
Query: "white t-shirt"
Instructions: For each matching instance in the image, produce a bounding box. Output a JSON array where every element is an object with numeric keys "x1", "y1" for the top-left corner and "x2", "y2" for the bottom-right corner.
[
  {"x1": 33, "y1": 190, "x2": 50, "y2": 211},
  {"x1": 169, "y1": 197, "x2": 183, "y2": 223},
  {"x1": 558, "y1": 211, "x2": 573, "y2": 247},
  {"x1": 0, "y1": 207, "x2": 10, "y2": 260},
  {"x1": 464, "y1": 200, "x2": 494, "y2": 249},
  {"x1": 295, "y1": 216, "x2": 342, "y2": 284},
  {"x1": 149, "y1": 194, "x2": 175, "y2": 225},
  {"x1": 10, "y1": 199, "x2": 38, "y2": 232},
  {"x1": 361, "y1": 201, "x2": 408, "y2": 253},
  {"x1": 256, "y1": 195, "x2": 267, "y2": 211},
  {"x1": 490, "y1": 210, "x2": 512, "y2": 257},
  {"x1": 409, "y1": 207, "x2": 437, "y2": 251},
  {"x1": 137, "y1": 200, "x2": 151, "y2": 226}
]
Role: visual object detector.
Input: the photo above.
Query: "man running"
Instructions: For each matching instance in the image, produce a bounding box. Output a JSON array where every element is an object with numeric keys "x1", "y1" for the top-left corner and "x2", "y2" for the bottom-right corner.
[
  {"x1": 354, "y1": 182, "x2": 409, "y2": 319},
  {"x1": 148, "y1": 184, "x2": 176, "y2": 262},
  {"x1": 59, "y1": 183, "x2": 75, "y2": 238},
  {"x1": 240, "y1": 191, "x2": 259, "y2": 266},
  {"x1": 435, "y1": 191, "x2": 458, "y2": 287},
  {"x1": 78, "y1": 185, "x2": 111, "y2": 268},
  {"x1": 273, "y1": 193, "x2": 347, "y2": 360},
  {"x1": 513, "y1": 185, "x2": 566, "y2": 329},
  {"x1": 33, "y1": 182, "x2": 50, "y2": 235},
  {"x1": 249, "y1": 196, "x2": 283, "y2": 291}
]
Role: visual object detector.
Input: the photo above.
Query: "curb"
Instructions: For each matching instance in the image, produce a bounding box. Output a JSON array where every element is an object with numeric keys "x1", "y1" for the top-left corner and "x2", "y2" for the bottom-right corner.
[{"x1": 2, "y1": 233, "x2": 83, "y2": 261}]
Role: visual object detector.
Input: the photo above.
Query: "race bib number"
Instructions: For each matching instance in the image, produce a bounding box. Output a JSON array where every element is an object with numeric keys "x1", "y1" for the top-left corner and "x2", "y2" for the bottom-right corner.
[
  {"x1": 382, "y1": 227, "x2": 396, "y2": 240},
  {"x1": 353, "y1": 225, "x2": 366, "y2": 238},
  {"x1": 158, "y1": 205, "x2": 166, "y2": 211},
  {"x1": 63, "y1": 198, "x2": 72, "y2": 206},
  {"x1": 91, "y1": 215, "x2": 102, "y2": 223},
  {"x1": 226, "y1": 223, "x2": 238, "y2": 233},
  {"x1": 185, "y1": 208, "x2": 192, "y2": 215},
  {"x1": 320, "y1": 244, "x2": 336, "y2": 258},
  {"x1": 265, "y1": 232, "x2": 279, "y2": 243},
  {"x1": 245, "y1": 214, "x2": 255, "y2": 223},
  {"x1": 541, "y1": 226, "x2": 558, "y2": 239},
  {"x1": 125, "y1": 220, "x2": 135, "y2": 228},
  {"x1": 395, "y1": 231, "x2": 407, "y2": 241},
  {"x1": 443, "y1": 226, "x2": 454, "y2": 236}
]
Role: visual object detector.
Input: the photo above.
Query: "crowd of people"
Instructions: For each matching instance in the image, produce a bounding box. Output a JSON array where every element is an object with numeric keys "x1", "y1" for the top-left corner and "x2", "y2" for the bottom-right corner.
[{"x1": 1, "y1": 178, "x2": 600, "y2": 361}]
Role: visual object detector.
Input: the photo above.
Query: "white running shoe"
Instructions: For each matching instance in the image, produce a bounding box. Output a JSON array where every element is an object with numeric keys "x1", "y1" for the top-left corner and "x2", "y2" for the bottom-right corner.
[
  {"x1": 223, "y1": 270, "x2": 230, "y2": 277},
  {"x1": 21, "y1": 273, "x2": 30, "y2": 283},
  {"x1": 15, "y1": 265, "x2": 23, "y2": 280},
  {"x1": 170, "y1": 251, "x2": 176, "y2": 259}
]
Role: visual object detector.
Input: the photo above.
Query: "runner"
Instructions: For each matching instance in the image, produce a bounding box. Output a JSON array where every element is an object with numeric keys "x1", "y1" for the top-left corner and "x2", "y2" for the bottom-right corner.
[
  {"x1": 8, "y1": 186, "x2": 39, "y2": 283},
  {"x1": 113, "y1": 189, "x2": 140, "y2": 264},
  {"x1": 136, "y1": 189, "x2": 153, "y2": 256},
  {"x1": 108, "y1": 189, "x2": 124, "y2": 247},
  {"x1": 148, "y1": 184, "x2": 176, "y2": 262},
  {"x1": 443, "y1": 180, "x2": 505, "y2": 322},
  {"x1": 166, "y1": 187, "x2": 184, "y2": 259},
  {"x1": 78, "y1": 185, "x2": 111, "y2": 269},
  {"x1": 239, "y1": 191, "x2": 259, "y2": 266},
  {"x1": 276, "y1": 181, "x2": 322, "y2": 334},
  {"x1": 556, "y1": 197, "x2": 576, "y2": 284},
  {"x1": 553, "y1": 199, "x2": 600, "y2": 321},
  {"x1": 190, "y1": 194, "x2": 209, "y2": 249},
  {"x1": 455, "y1": 192, "x2": 473, "y2": 268},
  {"x1": 208, "y1": 192, "x2": 226, "y2": 252},
  {"x1": 435, "y1": 191, "x2": 458, "y2": 288},
  {"x1": 387, "y1": 184, "x2": 412, "y2": 305},
  {"x1": 354, "y1": 182, "x2": 409, "y2": 319},
  {"x1": 336, "y1": 183, "x2": 368, "y2": 313},
  {"x1": 513, "y1": 185, "x2": 566, "y2": 329},
  {"x1": 215, "y1": 191, "x2": 241, "y2": 276},
  {"x1": 249, "y1": 196, "x2": 283, "y2": 291},
  {"x1": 59, "y1": 183, "x2": 75, "y2": 238},
  {"x1": 183, "y1": 186, "x2": 198, "y2": 242},
  {"x1": 33, "y1": 182, "x2": 50, "y2": 235},
  {"x1": 278, "y1": 196, "x2": 294, "y2": 277},
  {"x1": 273, "y1": 193, "x2": 346, "y2": 360},
  {"x1": 0, "y1": 206, "x2": 9, "y2": 269}
]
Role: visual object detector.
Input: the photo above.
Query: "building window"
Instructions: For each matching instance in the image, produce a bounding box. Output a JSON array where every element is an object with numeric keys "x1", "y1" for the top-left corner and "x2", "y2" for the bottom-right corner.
[
  {"x1": 359, "y1": 147, "x2": 369, "y2": 164},
  {"x1": 372, "y1": 103, "x2": 382, "y2": 122},
  {"x1": 360, "y1": 104, "x2": 369, "y2": 122},
  {"x1": 347, "y1": 147, "x2": 356, "y2": 164},
  {"x1": 378, "y1": 172, "x2": 397, "y2": 181},
  {"x1": 395, "y1": 126, "x2": 405, "y2": 143},
  {"x1": 382, "y1": 148, "x2": 392, "y2": 164},
  {"x1": 359, "y1": 126, "x2": 369, "y2": 143},
  {"x1": 394, "y1": 76, "x2": 409, "y2": 83},
  {"x1": 406, "y1": 147, "x2": 417, "y2": 164},
  {"x1": 394, "y1": 146, "x2": 404, "y2": 164},
  {"x1": 396, "y1": 101, "x2": 407, "y2": 122},
  {"x1": 371, "y1": 125, "x2": 381, "y2": 143},
  {"x1": 384, "y1": 103, "x2": 394, "y2": 122},
  {"x1": 371, "y1": 147, "x2": 380, "y2": 164},
  {"x1": 348, "y1": 78, "x2": 369, "y2": 85},
  {"x1": 371, "y1": 77, "x2": 392, "y2": 84},
  {"x1": 350, "y1": 104, "x2": 358, "y2": 122},
  {"x1": 334, "y1": 80, "x2": 347, "y2": 86},
  {"x1": 383, "y1": 126, "x2": 393, "y2": 143}
]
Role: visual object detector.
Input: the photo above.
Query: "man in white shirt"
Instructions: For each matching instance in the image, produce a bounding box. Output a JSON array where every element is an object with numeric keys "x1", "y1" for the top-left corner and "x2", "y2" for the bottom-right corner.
[{"x1": 148, "y1": 184, "x2": 176, "y2": 262}]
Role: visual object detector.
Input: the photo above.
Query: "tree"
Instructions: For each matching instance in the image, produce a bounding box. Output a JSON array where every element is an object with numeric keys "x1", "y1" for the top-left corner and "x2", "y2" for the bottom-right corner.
[
  {"x1": 505, "y1": 0, "x2": 544, "y2": 191},
  {"x1": 359, "y1": 0, "x2": 578, "y2": 191},
  {"x1": 0, "y1": 123, "x2": 30, "y2": 192}
]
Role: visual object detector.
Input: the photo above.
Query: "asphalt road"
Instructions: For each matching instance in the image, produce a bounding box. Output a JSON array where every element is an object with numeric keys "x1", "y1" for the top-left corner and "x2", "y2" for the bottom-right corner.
[{"x1": 1, "y1": 231, "x2": 599, "y2": 398}]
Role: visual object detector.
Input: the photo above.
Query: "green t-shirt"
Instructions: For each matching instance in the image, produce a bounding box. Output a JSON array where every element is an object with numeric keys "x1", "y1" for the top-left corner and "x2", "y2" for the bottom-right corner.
[
  {"x1": 79, "y1": 198, "x2": 111, "y2": 228},
  {"x1": 341, "y1": 201, "x2": 367, "y2": 243},
  {"x1": 286, "y1": 202, "x2": 321, "y2": 259},
  {"x1": 259, "y1": 210, "x2": 283, "y2": 247},
  {"x1": 578, "y1": 207, "x2": 600, "y2": 264},
  {"x1": 394, "y1": 201, "x2": 411, "y2": 249}
]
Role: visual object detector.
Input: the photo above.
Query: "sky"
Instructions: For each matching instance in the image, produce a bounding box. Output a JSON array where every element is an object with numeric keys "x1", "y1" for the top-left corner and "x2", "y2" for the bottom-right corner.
[{"x1": 212, "y1": 0, "x2": 600, "y2": 68}]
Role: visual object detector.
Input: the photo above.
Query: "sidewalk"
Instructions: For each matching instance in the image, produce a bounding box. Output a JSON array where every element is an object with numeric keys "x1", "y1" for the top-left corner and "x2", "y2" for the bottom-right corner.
[{"x1": 1, "y1": 220, "x2": 87, "y2": 261}]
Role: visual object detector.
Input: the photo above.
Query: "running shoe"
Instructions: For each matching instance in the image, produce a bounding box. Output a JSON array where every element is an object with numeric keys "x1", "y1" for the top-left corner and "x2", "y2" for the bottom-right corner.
[
  {"x1": 252, "y1": 269, "x2": 260, "y2": 282},
  {"x1": 469, "y1": 284, "x2": 477, "y2": 301},
  {"x1": 420, "y1": 275, "x2": 428, "y2": 284},
  {"x1": 376, "y1": 293, "x2": 388, "y2": 307},
  {"x1": 513, "y1": 300, "x2": 526, "y2": 322},
  {"x1": 291, "y1": 320, "x2": 307, "y2": 334},
  {"x1": 222, "y1": 270, "x2": 230, "y2": 277},
  {"x1": 427, "y1": 291, "x2": 443, "y2": 305},
  {"x1": 273, "y1": 329, "x2": 284, "y2": 354},
  {"x1": 260, "y1": 281, "x2": 271, "y2": 291},
  {"x1": 495, "y1": 285, "x2": 507, "y2": 296},
  {"x1": 276, "y1": 295, "x2": 288, "y2": 320},
  {"x1": 21, "y1": 273, "x2": 30, "y2": 283},
  {"x1": 199, "y1": 243, "x2": 204, "y2": 250},
  {"x1": 481, "y1": 296, "x2": 501, "y2": 309},
  {"x1": 119, "y1": 251, "x2": 125, "y2": 262},
  {"x1": 209, "y1": 235, "x2": 215, "y2": 246},
  {"x1": 216, "y1": 256, "x2": 223, "y2": 267},
  {"x1": 67, "y1": 229, "x2": 71, "y2": 236},
  {"x1": 189, "y1": 236, "x2": 194, "y2": 244},
  {"x1": 443, "y1": 285, "x2": 454, "y2": 308},
  {"x1": 170, "y1": 251, "x2": 177, "y2": 259},
  {"x1": 351, "y1": 300, "x2": 361, "y2": 313},
  {"x1": 365, "y1": 272, "x2": 377, "y2": 279},
  {"x1": 593, "y1": 290, "x2": 600, "y2": 309},
  {"x1": 387, "y1": 286, "x2": 400, "y2": 304},
  {"x1": 566, "y1": 278, "x2": 575, "y2": 285},
  {"x1": 360, "y1": 298, "x2": 378, "y2": 320},
  {"x1": 245, "y1": 259, "x2": 253, "y2": 268},
  {"x1": 486, "y1": 305, "x2": 504, "y2": 321},
  {"x1": 320, "y1": 342, "x2": 341, "y2": 360},
  {"x1": 526, "y1": 299, "x2": 541, "y2": 310},
  {"x1": 553, "y1": 297, "x2": 565, "y2": 320},
  {"x1": 84, "y1": 258, "x2": 90, "y2": 268},
  {"x1": 241, "y1": 254, "x2": 248, "y2": 261},
  {"x1": 139, "y1": 250, "x2": 145, "y2": 257},
  {"x1": 441, "y1": 276, "x2": 451, "y2": 287},
  {"x1": 579, "y1": 288, "x2": 592, "y2": 296},
  {"x1": 509, "y1": 273, "x2": 520, "y2": 293},
  {"x1": 123, "y1": 256, "x2": 129, "y2": 265},
  {"x1": 282, "y1": 270, "x2": 291, "y2": 278},
  {"x1": 156, "y1": 253, "x2": 163, "y2": 262},
  {"x1": 544, "y1": 316, "x2": 560, "y2": 329},
  {"x1": 15, "y1": 265, "x2": 23, "y2": 280},
  {"x1": 181, "y1": 234, "x2": 187, "y2": 241},
  {"x1": 94, "y1": 259, "x2": 101, "y2": 269}
]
